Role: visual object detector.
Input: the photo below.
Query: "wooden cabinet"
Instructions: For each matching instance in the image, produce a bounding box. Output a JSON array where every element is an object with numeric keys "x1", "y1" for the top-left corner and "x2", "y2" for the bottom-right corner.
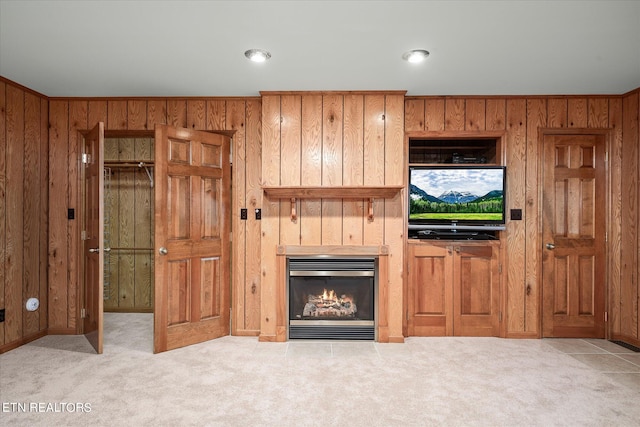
[{"x1": 407, "y1": 240, "x2": 501, "y2": 337}]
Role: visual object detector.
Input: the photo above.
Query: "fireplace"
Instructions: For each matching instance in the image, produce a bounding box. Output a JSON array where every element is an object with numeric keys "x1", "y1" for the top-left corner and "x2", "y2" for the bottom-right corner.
[{"x1": 287, "y1": 257, "x2": 376, "y2": 340}]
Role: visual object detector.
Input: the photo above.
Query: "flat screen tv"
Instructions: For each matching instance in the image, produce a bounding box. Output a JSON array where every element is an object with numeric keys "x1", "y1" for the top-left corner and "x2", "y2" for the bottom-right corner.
[{"x1": 409, "y1": 165, "x2": 506, "y2": 231}]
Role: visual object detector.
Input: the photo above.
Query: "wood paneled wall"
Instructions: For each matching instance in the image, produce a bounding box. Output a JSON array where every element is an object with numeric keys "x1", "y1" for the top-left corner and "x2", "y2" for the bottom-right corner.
[
  {"x1": 0, "y1": 78, "x2": 49, "y2": 352},
  {"x1": 2, "y1": 72, "x2": 639, "y2": 350},
  {"x1": 103, "y1": 137, "x2": 154, "y2": 312},
  {"x1": 259, "y1": 92, "x2": 406, "y2": 342},
  {"x1": 619, "y1": 89, "x2": 639, "y2": 346},
  {"x1": 46, "y1": 97, "x2": 262, "y2": 335},
  {"x1": 405, "y1": 95, "x2": 625, "y2": 338}
]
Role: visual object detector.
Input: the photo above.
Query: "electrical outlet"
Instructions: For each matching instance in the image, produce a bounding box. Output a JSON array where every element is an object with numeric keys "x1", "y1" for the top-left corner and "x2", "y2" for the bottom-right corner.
[
  {"x1": 510, "y1": 209, "x2": 523, "y2": 221},
  {"x1": 0, "y1": 309, "x2": 5, "y2": 323},
  {"x1": 240, "y1": 208, "x2": 248, "y2": 220},
  {"x1": 68, "y1": 208, "x2": 75, "y2": 220},
  {"x1": 255, "y1": 209, "x2": 261, "y2": 220}
]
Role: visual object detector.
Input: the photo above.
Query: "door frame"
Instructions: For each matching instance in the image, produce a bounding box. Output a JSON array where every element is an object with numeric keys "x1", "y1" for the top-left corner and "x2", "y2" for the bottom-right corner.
[{"x1": 537, "y1": 128, "x2": 612, "y2": 338}]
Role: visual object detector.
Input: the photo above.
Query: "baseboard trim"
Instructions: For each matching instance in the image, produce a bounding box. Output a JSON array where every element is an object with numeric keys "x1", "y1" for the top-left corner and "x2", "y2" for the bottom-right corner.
[{"x1": 0, "y1": 330, "x2": 47, "y2": 354}]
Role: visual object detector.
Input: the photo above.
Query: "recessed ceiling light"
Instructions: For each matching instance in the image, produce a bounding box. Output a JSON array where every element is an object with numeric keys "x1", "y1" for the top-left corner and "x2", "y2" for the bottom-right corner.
[
  {"x1": 244, "y1": 49, "x2": 271, "y2": 63},
  {"x1": 402, "y1": 49, "x2": 430, "y2": 63}
]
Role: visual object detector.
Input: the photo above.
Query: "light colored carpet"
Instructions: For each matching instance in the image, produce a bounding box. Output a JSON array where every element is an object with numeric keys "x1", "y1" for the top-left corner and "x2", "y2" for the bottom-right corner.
[{"x1": 1, "y1": 313, "x2": 639, "y2": 426}]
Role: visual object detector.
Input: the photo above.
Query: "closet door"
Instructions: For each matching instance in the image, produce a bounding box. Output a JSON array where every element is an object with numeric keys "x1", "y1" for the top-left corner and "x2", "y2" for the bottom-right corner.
[
  {"x1": 83, "y1": 122, "x2": 105, "y2": 354},
  {"x1": 153, "y1": 125, "x2": 231, "y2": 353}
]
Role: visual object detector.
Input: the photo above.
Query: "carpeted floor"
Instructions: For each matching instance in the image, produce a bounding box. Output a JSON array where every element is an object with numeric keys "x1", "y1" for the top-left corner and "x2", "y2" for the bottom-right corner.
[{"x1": 1, "y1": 312, "x2": 639, "y2": 426}]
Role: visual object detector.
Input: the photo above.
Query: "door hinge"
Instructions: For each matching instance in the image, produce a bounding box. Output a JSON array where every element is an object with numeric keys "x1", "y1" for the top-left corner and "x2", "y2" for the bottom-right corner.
[
  {"x1": 498, "y1": 263, "x2": 502, "y2": 274},
  {"x1": 82, "y1": 153, "x2": 90, "y2": 164},
  {"x1": 604, "y1": 311, "x2": 608, "y2": 322},
  {"x1": 81, "y1": 308, "x2": 86, "y2": 319},
  {"x1": 81, "y1": 230, "x2": 87, "y2": 240},
  {"x1": 499, "y1": 311, "x2": 503, "y2": 322}
]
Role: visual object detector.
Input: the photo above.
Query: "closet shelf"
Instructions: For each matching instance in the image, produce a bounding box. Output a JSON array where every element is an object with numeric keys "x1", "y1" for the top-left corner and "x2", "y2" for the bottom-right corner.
[{"x1": 262, "y1": 185, "x2": 403, "y2": 220}]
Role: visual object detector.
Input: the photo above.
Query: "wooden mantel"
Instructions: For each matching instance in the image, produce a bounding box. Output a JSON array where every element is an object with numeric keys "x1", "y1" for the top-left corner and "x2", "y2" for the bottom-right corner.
[{"x1": 262, "y1": 185, "x2": 404, "y2": 220}]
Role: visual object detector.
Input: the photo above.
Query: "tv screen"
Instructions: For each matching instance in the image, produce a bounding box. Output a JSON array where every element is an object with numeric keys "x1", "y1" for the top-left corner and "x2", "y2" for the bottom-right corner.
[{"x1": 409, "y1": 166, "x2": 506, "y2": 231}]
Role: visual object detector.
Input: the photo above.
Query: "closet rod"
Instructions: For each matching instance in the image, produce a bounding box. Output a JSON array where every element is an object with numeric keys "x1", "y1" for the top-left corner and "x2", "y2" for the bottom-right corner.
[
  {"x1": 104, "y1": 161, "x2": 154, "y2": 188},
  {"x1": 109, "y1": 247, "x2": 154, "y2": 251}
]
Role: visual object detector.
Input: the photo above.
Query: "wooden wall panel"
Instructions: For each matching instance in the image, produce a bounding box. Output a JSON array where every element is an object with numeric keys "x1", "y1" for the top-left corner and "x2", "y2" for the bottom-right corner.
[
  {"x1": 568, "y1": 98, "x2": 587, "y2": 128},
  {"x1": 134, "y1": 138, "x2": 153, "y2": 309},
  {"x1": 279, "y1": 95, "x2": 302, "y2": 245},
  {"x1": 23, "y1": 93, "x2": 41, "y2": 336},
  {"x1": 504, "y1": 99, "x2": 527, "y2": 335},
  {"x1": 228, "y1": 99, "x2": 247, "y2": 333},
  {"x1": 466, "y1": 99, "x2": 486, "y2": 130},
  {"x1": 108, "y1": 100, "x2": 127, "y2": 130},
  {"x1": 187, "y1": 100, "x2": 206, "y2": 130},
  {"x1": 88, "y1": 100, "x2": 107, "y2": 128},
  {"x1": 404, "y1": 99, "x2": 424, "y2": 132},
  {"x1": 384, "y1": 94, "x2": 405, "y2": 341},
  {"x1": 127, "y1": 100, "x2": 147, "y2": 130},
  {"x1": 445, "y1": 98, "x2": 465, "y2": 131},
  {"x1": 39, "y1": 98, "x2": 49, "y2": 331},
  {"x1": 425, "y1": 98, "x2": 445, "y2": 131},
  {"x1": 621, "y1": 92, "x2": 639, "y2": 340},
  {"x1": 609, "y1": 98, "x2": 623, "y2": 335},
  {"x1": 0, "y1": 79, "x2": 49, "y2": 352},
  {"x1": 524, "y1": 98, "x2": 546, "y2": 333},
  {"x1": 5, "y1": 86, "x2": 25, "y2": 343},
  {"x1": 147, "y1": 99, "x2": 167, "y2": 129},
  {"x1": 48, "y1": 100, "x2": 70, "y2": 331},
  {"x1": 486, "y1": 99, "x2": 506, "y2": 131},
  {"x1": 321, "y1": 95, "x2": 343, "y2": 245},
  {"x1": 167, "y1": 99, "x2": 187, "y2": 128},
  {"x1": 547, "y1": 98, "x2": 567, "y2": 128},
  {"x1": 300, "y1": 95, "x2": 322, "y2": 245},
  {"x1": 0, "y1": 82, "x2": 5, "y2": 346},
  {"x1": 67, "y1": 101, "x2": 87, "y2": 329},
  {"x1": 243, "y1": 99, "x2": 262, "y2": 333},
  {"x1": 342, "y1": 95, "x2": 365, "y2": 245},
  {"x1": 363, "y1": 95, "x2": 385, "y2": 245},
  {"x1": 206, "y1": 100, "x2": 226, "y2": 130},
  {"x1": 259, "y1": 95, "x2": 281, "y2": 340}
]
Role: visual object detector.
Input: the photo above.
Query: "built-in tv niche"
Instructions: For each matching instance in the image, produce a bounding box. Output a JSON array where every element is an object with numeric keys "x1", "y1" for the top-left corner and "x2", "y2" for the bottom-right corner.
[{"x1": 407, "y1": 135, "x2": 505, "y2": 239}]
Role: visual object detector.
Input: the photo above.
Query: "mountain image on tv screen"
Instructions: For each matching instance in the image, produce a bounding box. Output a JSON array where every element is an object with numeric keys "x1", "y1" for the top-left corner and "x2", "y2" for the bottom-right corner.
[{"x1": 410, "y1": 168, "x2": 504, "y2": 222}]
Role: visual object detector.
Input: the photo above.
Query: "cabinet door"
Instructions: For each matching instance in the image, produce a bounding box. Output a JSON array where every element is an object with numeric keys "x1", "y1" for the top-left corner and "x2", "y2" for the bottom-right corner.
[
  {"x1": 453, "y1": 244, "x2": 500, "y2": 336},
  {"x1": 407, "y1": 243, "x2": 453, "y2": 336}
]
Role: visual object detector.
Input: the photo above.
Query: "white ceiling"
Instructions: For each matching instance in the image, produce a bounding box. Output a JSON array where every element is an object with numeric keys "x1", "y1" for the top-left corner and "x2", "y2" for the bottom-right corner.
[{"x1": 1, "y1": 0, "x2": 639, "y2": 98}]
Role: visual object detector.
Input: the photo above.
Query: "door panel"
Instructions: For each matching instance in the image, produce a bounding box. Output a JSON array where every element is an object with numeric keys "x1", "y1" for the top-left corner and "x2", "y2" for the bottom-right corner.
[
  {"x1": 83, "y1": 122, "x2": 105, "y2": 354},
  {"x1": 453, "y1": 244, "x2": 500, "y2": 336},
  {"x1": 542, "y1": 134, "x2": 606, "y2": 338},
  {"x1": 154, "y1": 125, "x2": 231, "y2": 353},
  {"x1": 407, "y1": 243, "x2": 453, "y2": 336}
]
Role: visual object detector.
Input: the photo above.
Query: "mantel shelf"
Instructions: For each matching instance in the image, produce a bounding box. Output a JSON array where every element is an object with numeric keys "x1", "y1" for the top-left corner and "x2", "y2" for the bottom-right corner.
[{"x1": 262, "y1": 185, "x2": 403, "y2": 220}]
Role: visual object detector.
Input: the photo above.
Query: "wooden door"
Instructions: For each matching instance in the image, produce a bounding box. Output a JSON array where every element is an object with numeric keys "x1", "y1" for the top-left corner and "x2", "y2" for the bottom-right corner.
[
  {"x1": 453, "y1": 243, "x2": 500, "y2": 336},
  {"x1": 407, "y1": 242, "x2": 453, "y2": 336},
  {"x1": 154, "y1": 125, "x2": 231, "y2": 353},
  {"x1": 83, "y1": 122, "x2": 105, "y2": 354},
  {"x1": 542, "y1": 133, "x2": 606, "y2": 338}
]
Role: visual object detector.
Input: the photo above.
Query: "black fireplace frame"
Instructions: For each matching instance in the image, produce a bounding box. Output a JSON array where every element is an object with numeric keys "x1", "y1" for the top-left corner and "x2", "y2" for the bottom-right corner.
[{"x1": 286, "y1": 256, "x2": 378, "y2": 340}]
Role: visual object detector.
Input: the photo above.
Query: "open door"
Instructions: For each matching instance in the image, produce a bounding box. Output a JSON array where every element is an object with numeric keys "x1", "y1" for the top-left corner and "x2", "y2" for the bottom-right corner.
[
  {"x1": 154, "y1": 125, "x2": 231, "y2": 353},
  {"x1": 83, "y1": 122, "x2": 105, "y2": 353}
]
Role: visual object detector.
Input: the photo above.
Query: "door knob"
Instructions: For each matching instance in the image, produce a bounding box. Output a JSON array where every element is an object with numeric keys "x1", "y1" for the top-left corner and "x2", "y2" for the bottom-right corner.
[
  {"x1": 546, "y1": 243, "x2": 555, "y2": 250},
  {"x1": 88, "y1": 248, "x2": 99, "y2": 253},
  {"x1": 159, "y1": 247, "x2": 168, "y2": 255}
]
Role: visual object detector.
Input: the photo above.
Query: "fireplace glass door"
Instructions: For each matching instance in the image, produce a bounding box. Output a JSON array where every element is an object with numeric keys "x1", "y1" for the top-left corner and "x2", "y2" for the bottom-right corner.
[{"x1": 288, "y1": 257, "x2": 376, "y2": 340}]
